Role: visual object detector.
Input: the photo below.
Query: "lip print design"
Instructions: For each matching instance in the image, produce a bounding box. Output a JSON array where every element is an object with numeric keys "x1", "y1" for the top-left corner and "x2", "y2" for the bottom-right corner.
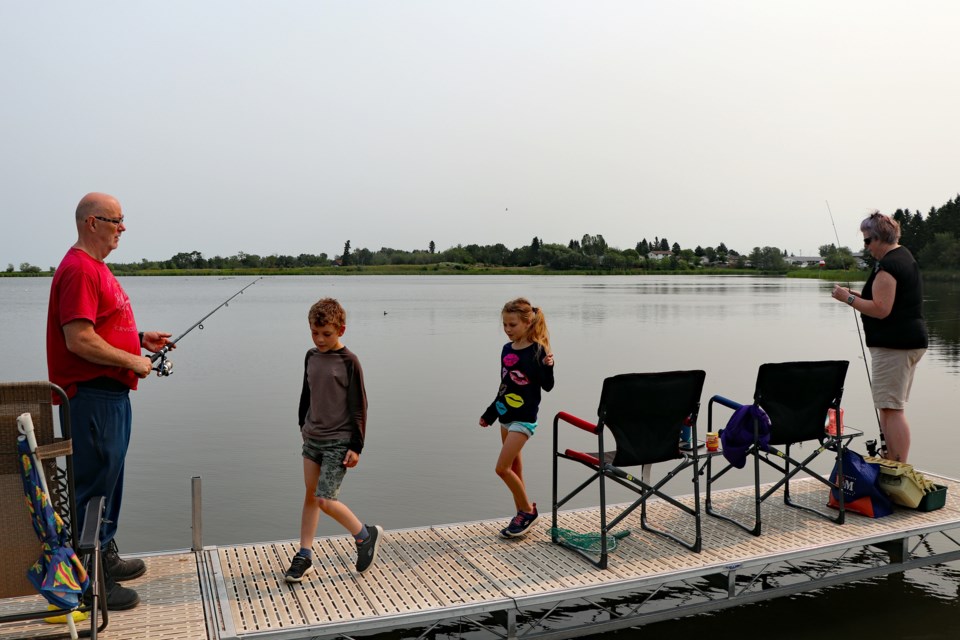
[
  {"x1": 509, "y1": 370, "x2": 529, "y2": 385},
  {"x1": 503, "y1": 353, "x2": 520, "y2": 367},
  {"x1": 496, "y1": 401, "x2": 507, "y2": 415},
  {"x1": 498, "y1": 383, "x2": 507, "y2": 396},
  {"x1": 502, "y1": 367, "x2": 508, "y2": 380},
  {"x1": 504, "y1": 393, "x2": 524, "y2": 408}
]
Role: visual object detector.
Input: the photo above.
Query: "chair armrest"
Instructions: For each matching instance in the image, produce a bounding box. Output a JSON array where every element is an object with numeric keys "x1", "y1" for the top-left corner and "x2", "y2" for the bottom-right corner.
[
  {"x1": 554, "y1": 411, "x2": 598, "y2": 434},
  {"x1": 78, "y1": 496, "x2": 106, "y2": 553},
  {"x1": 564, "y1": 449, "x2": 601, "y2": 466},
  {"x1": 709, "y1": 395, "x2": 743, "y2": 411},
  {"x1": 707, "y1": 395, "x2": 743, "y2": 432}
]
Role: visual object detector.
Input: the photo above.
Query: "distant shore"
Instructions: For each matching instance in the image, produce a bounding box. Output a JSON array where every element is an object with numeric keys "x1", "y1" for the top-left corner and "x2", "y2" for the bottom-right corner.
[
  {"x1": 1, "y1": 264, "x2": 888, "y2": 280},
  {"x1": 8, "y1": 265, "x2": 960, "y2": 282}
]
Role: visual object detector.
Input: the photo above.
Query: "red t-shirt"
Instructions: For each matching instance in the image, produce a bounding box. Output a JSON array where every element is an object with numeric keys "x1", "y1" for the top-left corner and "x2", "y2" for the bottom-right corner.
[{"x1": 47, "y1": 247, "x2": 140, "y2": 398}]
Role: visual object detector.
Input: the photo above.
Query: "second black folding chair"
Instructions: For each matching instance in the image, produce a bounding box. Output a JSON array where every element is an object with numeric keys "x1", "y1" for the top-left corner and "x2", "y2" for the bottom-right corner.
[
  {"x1": 704, "y1": 360, "x2": 855, "y2": 536},
  {"x1": 552, "y1": 370, "x2": 706, "y2": 569}
]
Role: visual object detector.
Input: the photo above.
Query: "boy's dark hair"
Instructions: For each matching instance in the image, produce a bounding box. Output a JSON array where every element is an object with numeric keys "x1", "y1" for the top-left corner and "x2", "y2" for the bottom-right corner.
[{"x1": 308, "y1": 298, "x2": 346, "y2": 329}]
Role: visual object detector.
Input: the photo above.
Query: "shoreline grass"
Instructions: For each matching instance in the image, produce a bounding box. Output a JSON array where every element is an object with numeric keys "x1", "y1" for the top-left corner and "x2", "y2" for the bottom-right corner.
[{"x1": 0, "y1": 265, "x2": 869, "y2": 278}]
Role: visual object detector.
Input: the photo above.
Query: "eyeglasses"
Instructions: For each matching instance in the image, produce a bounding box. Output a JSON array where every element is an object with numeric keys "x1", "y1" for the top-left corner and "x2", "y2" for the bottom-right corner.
[
  {"x1": 863, "y1": 237, "x2": 873, "y2": 246},
  {"x1": 92, "y1": 215, "x2": 125, "y2": 226}
]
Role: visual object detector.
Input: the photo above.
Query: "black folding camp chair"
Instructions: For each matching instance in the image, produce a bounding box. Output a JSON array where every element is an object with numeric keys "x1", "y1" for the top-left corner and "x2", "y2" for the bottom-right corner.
[
  {"x1": 0, "y1": 381, "x2": 108, "y2": 639},
  {"x1": 704, "y1": 360, "x2": 857, "y2": 536},
  {"x1": 552, "y1": 370, "x2": 706, "y2": 569}
]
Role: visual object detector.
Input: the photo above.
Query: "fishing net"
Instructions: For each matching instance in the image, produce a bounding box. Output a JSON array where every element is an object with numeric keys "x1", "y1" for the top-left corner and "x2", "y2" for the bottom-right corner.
[{"x1": 549, "y1": 527, "x2": 630, "y2": 554}]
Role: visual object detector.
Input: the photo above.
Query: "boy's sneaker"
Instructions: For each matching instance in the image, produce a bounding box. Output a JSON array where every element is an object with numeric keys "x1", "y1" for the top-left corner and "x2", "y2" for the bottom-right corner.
[
  {"x1": 500, "y1": 503, "x2": 539, "y2": 539},
  {"x1": 284, "y1": 554, "x2": 313, "y2": 583},
  {"x1": 355, "y1": 525, "x2": 383, "y2": 574}
]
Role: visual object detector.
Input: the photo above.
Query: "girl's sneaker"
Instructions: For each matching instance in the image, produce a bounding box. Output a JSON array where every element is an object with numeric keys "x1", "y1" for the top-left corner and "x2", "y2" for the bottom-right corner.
[{"x1": 500, "y1": 503, "x2": 538, "y2": 538}]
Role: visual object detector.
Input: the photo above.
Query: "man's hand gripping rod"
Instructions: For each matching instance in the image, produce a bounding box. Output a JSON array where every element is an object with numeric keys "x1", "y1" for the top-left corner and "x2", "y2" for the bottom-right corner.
[{"x1": 150, "y1": 277, "x2": 262, "y2": 376}]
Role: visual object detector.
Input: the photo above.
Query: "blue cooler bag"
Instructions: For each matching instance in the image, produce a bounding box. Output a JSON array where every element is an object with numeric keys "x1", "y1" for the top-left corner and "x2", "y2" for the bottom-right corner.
[{"x1": 827, "y1": 448, "x2": 893, "y2": 518}]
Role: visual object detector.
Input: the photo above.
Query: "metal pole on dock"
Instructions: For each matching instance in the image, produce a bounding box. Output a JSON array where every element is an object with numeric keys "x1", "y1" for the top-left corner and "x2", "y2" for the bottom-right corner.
[{"x1": 191, "y1": 476, "x2": 203, "y2": 551}]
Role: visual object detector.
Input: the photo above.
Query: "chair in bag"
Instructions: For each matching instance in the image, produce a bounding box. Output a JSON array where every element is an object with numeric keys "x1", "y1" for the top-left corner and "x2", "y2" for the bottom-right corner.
[
  {"x1": 704, "y1": 360, "x2": 855, "y2": 536},
  {"x1": 1, "y1": 381, "x2": 108, "y2": 639},
  {"x1": 552, "y1": 370, "x2": 706, "y2": 569}
]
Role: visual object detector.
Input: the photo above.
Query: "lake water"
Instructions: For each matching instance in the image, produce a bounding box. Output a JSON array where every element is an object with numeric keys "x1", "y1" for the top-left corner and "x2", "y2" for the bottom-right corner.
[{"x1": 1, "y1": 274, "x2": 958, "y2": 638}]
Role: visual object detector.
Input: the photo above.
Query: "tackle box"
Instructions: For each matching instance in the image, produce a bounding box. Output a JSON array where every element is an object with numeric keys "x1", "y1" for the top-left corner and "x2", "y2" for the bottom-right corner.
[{"x1": 877, "y1": 463, "x2": 946, "y2": 511}]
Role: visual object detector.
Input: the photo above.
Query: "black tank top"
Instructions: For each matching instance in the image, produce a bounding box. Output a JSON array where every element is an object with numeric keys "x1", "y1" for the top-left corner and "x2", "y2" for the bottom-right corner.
[{"x1": 861, "y1": 246, "x2": 927, "y2": 349}]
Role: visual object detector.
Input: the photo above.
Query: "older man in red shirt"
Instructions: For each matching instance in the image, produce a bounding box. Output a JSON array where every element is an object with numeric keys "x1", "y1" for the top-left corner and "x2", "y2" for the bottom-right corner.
[{"x1": 47, "y1": 192, "x2": 172, "y2": 610}]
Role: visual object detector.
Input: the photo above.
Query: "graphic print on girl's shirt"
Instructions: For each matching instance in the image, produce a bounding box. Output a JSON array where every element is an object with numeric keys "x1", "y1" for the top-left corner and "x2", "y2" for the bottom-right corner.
[{"x1": 481, "y1": 342, "x2": 555, "y2": 426}]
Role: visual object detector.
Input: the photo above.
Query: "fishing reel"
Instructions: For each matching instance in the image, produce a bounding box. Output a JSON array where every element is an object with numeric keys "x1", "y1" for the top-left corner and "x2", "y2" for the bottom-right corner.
[
  {"x1": 151, "y1": 352, "x2": 174, "y2": 377},
  {"x1": 865, "y1": 439, "x2": 887, "y2": 458}
]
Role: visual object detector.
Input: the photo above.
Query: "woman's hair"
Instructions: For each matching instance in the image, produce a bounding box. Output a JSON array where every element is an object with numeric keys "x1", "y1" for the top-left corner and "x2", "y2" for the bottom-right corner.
[
  {"x1": 860, "y1": 210, "x2": 901, "y2": 244},
  {"x1": 502, "y1": 297, "x2": 551, "y2": 355}
]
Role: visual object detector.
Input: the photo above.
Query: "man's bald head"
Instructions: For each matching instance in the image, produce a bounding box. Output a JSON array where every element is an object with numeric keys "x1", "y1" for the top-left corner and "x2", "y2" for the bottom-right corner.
[
  {"x1": 73, "y1": 193, "x2": 125, "y2": 259},
  {"x1": 75, "y1": 192, "x2": 121, "y2": 225}
]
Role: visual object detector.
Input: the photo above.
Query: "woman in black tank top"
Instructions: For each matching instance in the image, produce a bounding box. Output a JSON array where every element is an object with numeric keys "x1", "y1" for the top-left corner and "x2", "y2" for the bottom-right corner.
[{"x1": 830, "y1": 211, "x2": 927, "y2": 463}]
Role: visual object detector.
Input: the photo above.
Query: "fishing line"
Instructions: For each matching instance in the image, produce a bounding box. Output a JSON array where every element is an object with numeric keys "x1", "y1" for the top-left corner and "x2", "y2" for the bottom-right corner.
[
  {"x1": 150, "y1": 277, "x2": 262, "y2": 376},
  {"x1": 826, "y1": 201, "x2": 884, "y2": 452}
]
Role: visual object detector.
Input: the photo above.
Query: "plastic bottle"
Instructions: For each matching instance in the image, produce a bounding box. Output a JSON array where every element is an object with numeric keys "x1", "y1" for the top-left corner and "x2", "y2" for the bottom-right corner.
[
  {"x1": 679, "y1": 424, "x2": 692, "y2": 450},
  {"x1": 826, "y1": 407, "x2": 844, "y2": 436}
]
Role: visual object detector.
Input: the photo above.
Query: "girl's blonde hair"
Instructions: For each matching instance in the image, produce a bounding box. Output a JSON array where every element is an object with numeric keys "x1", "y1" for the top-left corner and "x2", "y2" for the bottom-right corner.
[{"x1": 502, "y1": 297, "x2": 551, "y2": 355}]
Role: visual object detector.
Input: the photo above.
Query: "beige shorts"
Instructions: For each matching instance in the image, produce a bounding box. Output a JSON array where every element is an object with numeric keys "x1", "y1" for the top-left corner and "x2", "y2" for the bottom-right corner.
[{"x1": 869, "y1": 347, "x2": 925, "y2": 410}]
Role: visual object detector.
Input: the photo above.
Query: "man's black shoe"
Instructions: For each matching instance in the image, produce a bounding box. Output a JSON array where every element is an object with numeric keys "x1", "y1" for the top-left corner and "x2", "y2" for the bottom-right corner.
[
  {"x1": 103, "y1": 539, "x2": 146, "y2": 582},
  {"x1": 83, "y1": 579, "x2": 140, "y2": 611}
]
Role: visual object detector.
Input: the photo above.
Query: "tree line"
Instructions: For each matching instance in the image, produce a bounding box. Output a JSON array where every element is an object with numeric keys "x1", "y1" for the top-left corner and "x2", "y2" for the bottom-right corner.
[
  {"x1": 8, "y1": 194, "x2": 959, "y2": 274},
  {"x1": 10, "y1": 237, "x2": 749, "y2": 273}
]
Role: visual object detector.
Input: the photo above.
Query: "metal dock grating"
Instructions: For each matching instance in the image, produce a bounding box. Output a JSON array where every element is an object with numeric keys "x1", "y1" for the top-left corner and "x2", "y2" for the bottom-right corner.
[
  {"x1": 2, "y1": 474, "x2": 959, "y2": 639},
  {"x1": 205, "y1": 473, "x2": 960, "y2": 639},
  {"x1": 0, "y1": 552, "x2": 205, "y2": 640}
]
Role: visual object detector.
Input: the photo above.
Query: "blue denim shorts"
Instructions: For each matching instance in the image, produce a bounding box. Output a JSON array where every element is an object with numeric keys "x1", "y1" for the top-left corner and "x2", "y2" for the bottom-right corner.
[
  {"x1": 500, "y1": 421, "x2": 537, "y2": 438},
  {"x1": 302, "y1": 438, "x2": 350, "y2": 500}
]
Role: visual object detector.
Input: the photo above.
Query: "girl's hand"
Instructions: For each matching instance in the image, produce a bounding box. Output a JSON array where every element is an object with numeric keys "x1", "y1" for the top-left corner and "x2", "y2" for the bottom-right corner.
[
  {"x1": 543, "y1": 352, "x2": 555, "y2": 366},
  {"x1": 479, "y1": 418, "x2": 489, "y2": 427},
  {"x1": 343, "y1": 450, "x2": 360, "y2": 468}
]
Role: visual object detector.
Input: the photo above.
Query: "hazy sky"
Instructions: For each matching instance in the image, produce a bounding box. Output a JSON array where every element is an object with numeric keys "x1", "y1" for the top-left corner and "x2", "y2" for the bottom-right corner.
[{"x1": 2, "y1": 1, "x2": 958, "y2": 268}]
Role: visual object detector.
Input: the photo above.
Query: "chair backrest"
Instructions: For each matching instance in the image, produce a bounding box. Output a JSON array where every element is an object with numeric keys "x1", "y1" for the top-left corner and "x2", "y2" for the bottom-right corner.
[
  {"x1": 598, "y1": 370, "x2": 706, "y2": 467},
  {"x1": 0, "y1": 381, "x2": 72, "y2": 599},
  {"x1": 754, "y1": 361, "x2": 848, "y2": 446}
]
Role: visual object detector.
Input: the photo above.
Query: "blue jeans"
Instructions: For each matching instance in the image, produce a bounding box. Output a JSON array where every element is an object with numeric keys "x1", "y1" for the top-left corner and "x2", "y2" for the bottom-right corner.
[{"x1": 63, "y1": 387, "x2": 133, "y2": 549}]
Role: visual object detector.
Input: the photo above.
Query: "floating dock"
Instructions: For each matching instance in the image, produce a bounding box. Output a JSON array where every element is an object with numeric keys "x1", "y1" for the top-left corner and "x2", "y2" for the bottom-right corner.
[{"x1": 2, "y1": 474, "x2": 959, "y2": 640}]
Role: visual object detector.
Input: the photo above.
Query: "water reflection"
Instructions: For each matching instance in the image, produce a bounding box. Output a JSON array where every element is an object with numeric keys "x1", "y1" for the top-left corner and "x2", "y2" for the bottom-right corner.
[
  {"x1": 626, "y1": 563, "x2": 960, "y2": 640},
  {"x1": 924, "y1": 280, "x2": 960, "y2": 373}
]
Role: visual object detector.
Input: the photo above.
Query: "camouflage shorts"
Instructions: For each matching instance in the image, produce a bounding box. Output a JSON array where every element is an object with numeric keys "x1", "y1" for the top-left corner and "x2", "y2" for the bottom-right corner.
[{"x1": 302, "y1": 438, "x2": 350, "y2": 500}]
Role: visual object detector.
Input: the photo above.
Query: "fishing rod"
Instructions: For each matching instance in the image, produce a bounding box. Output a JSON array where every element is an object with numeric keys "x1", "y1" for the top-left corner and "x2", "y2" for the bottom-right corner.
[
  {"x1": 149, "y1": 277, "x2": 262, "y2": 376},
  {"x1": 825, "y1": 201, "x2": 884, "y2": 455}
]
